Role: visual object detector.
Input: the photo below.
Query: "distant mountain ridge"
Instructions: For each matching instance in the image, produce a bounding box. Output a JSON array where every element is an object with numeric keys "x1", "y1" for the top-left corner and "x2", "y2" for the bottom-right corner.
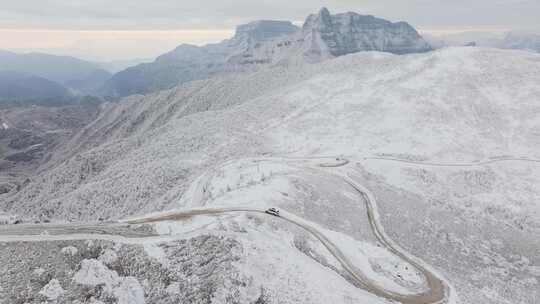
[
  {"x1": 103, "y1": 8, "x2": 431, "y2": 97},
  {"x1": 102, "y1": 20, "x2": 300, "y2": 97},
  {"x1": 501, "y1": 31, "x2": 540, "y2": 52},
  {"x1": 425, "y1": 31, "x2": 540, "y2": 52},
  {"x1": 0, "y1": 50, "x2": 111, "y2": 96},
  {"x1": 0, "y1": 71, "x2": 73, "y2": 107}
]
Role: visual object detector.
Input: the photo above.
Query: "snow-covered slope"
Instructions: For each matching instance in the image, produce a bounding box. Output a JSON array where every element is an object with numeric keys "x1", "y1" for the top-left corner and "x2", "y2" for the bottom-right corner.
[
  {"x1": 2, "y1": 47, "x2": 539, "y2": 304},
  {"x1": 6, "y1": 47, "x2": 540, "y2": 221}
]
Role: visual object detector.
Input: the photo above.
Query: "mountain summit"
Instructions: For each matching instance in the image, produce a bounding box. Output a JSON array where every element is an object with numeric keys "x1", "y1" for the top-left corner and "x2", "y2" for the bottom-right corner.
[
  {"x1": 232, "y1": 20, "x2": 299, "y2": 46},
  {"x1": 155, "y1": 20, "x2": 298, "y2": 64},
  {"x1": 302, "y1": 7, "x2": 431, "y2": 56},
  {"x1": 103, "y1": 8, "x2": 431, "y2": 97},
  {"x1": 236, "y1": 7, "x2": 432, "y2": 65}
]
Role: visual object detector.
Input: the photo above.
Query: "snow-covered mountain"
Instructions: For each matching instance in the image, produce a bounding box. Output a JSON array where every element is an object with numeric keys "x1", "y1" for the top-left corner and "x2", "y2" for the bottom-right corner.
[
  {"x1": 103, "y1": 8, "x2": 431, "y2": 97},
  {"x1": 229, "y1": 7, "x2": 431, "y2": 66},
  {"x1": 102, "y1": 20, "x2": 299, "y2": 97},
  {"x1": 7, "y1": 46, "x2": 539, "y2": 220},
  {"x1": 422, "y1": 31, "x2": 505, "y2": 49},
  {"x1": 304, "y1": 7, "x2": 431, "y2": 55},
  {"x1": 426, "y1": 30, "x2": 540, "y2": 53},
  {"x1": 1, "y1": 47, "x2": 539, "y2": 304},
  {"x1": 500, "y1": 31, "x2": 540, "y2": 53}
]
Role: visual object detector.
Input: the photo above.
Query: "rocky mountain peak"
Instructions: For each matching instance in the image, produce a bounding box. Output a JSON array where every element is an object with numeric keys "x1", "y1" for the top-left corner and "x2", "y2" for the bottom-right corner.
[
  {"x1": 302, "y1": 7, "x2": 332, "y2": 32},
  {"x1": 232, "y1": 20, "x2": 299, "y2": 44},
  {"x1": 301, "y1": 7, "x2": 432, "y2": 56},
  {"x1": 318, "y1": 7, "x2": 331, "y2": 16},
  {"x1": 104, "y1": 8, "x2": 433, "y2": 97}
]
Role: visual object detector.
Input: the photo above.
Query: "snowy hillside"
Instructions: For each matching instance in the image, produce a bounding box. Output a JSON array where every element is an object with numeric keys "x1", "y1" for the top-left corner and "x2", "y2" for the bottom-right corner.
[
  {"x1": 8, "y1": 47, "x2": 540, "y2": 220},
  {"x1": 1, "y1": 47, "x2": 539, "y2": 304}
]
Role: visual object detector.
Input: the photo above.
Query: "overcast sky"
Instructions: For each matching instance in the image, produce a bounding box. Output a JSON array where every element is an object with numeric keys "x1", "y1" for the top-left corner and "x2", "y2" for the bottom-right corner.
[{"x1": 1, "y1": 0, "x2": 539, "y2": 61}]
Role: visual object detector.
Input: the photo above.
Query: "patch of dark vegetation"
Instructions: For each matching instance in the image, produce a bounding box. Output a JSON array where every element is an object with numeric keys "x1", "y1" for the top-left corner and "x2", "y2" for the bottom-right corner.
[
  {"x1": 0, "y1": 235, "x2": 250, "y2": 304},
  {"x1": 0, "y1": 95, "x2": 103, "y2": 110},
  {"x1": 253, "y1": 286, "x2": 271, "y2": 304}
]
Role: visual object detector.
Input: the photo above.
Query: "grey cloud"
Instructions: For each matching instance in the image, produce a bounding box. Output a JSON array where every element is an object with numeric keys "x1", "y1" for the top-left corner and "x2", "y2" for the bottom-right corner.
[{"x1": 0, "y1": 0, "x2": 539, "y2": 30}]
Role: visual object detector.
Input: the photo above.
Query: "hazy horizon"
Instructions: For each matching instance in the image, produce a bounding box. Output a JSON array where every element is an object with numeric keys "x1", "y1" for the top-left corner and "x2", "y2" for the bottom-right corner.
[{"x1": 1, "y1": 1, "x2": 539, "y2": 61}]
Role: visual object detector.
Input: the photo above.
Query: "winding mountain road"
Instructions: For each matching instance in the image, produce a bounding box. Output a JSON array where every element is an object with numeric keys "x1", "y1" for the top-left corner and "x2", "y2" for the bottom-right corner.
[{"x1": 0, "y1": 156, "x2": 451, "y2": 304}]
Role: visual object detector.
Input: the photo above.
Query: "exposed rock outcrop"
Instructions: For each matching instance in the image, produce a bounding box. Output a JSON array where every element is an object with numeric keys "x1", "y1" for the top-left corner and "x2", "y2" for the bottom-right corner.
[
  {"x1": 103, "y1": 20, "x2": 299, "y2": 97},
  {"x1": 302, "y1": 7, "x2": 432, "y2": 56},
  {"x1": 103, "y1": 8, "x2": 431, "y2": 97}
]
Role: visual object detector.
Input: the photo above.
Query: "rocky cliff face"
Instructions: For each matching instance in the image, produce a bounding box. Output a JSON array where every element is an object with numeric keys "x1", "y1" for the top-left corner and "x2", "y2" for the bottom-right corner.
[
  {"x1": 302, "y1": 8, "x2": 431, "y2": 56},
  {"x1": 230, "y1": 20, "x2": 299, "y2": 47},
  {"x1": 241, "y1": 7, "x2": 432, "y2": 65},
  {"x1": 103, "y1": 8, "x2": 431, "y2": 97},
  {"x1": 103, "y1": 21, "x2": 299, "y2": 97}
]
